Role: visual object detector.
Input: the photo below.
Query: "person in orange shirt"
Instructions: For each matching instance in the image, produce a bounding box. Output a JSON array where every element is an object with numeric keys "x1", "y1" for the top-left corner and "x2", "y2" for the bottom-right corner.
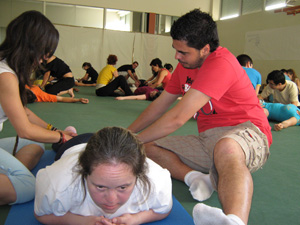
[{"x1": 26, "y1": 85, "x2": 89, "y2": 104}]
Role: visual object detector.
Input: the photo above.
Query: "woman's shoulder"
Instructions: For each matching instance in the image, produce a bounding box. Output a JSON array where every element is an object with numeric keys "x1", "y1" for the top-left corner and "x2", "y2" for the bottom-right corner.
[
  {"x1": 36, "y1": 144, "x2": 87, "y2": 192},
  {"x1": 0, "y1": 59, "x2": 16, "y2": 76},
  {"x1": 145, "y1": 158, "x2": 171, "y2": 182}
]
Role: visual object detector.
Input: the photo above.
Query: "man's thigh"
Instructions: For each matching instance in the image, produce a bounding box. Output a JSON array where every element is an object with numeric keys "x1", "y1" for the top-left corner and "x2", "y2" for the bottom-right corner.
[{"x1": 155, "y1": 135, "x2": 212, "y2": 174}]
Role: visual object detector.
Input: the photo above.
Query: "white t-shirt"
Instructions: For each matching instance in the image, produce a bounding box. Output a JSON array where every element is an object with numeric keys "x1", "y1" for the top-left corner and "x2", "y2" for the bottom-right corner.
[
  {"x1": 261, "y1": 80, "x2": 300, "y2": 106},
  {"x1": 0, "y1": 60, "x2": 17, "y2": 132},
  {"x1": 34, "y1": 143, "x2": 172, "y2": 219}
]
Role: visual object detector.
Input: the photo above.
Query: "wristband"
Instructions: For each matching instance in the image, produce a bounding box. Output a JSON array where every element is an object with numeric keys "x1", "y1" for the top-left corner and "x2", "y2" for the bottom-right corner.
[
  {"x1": 47, "y1": 123, "x2": 53, "y2": 130},
  {"x1": 57, "y1": 131, "x2": 67, "y2": 144},
  {"x1": 51, "y1": 126, "x2": 57, "y2": 131}
]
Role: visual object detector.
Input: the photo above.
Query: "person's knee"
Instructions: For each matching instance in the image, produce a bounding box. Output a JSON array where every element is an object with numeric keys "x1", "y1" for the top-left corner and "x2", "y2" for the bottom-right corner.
[
  {"x1": 214, "y1": 138, "x2": 246, "y2": 170},
  {"x1": 0, "y1": 174, "x2": 17, "y2": 205}
]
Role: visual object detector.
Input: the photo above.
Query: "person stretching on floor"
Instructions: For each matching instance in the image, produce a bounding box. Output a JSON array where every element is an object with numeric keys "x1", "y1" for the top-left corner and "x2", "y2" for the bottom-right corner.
[
  {"x1": 127, "y1": 9, "x2": 272, "y2": 225},
  {"x1": 0, "y1": 11, "x2": 75, "y2": 206},
  {"x1": 115, "y1": 86, "x2": 161, "y2": 101},
  {"x1": 95, "y1": 54, "x2": 133, "y2": 97},
  {"x1": 26, "y1": 85, "x2": 89, "y2": 104},
  {"x1": 75, "y1": 62, "x2": 98, "y2": 87},
  {"x1": 34, "y1": 127, "x2": 172, "y2": 225},
  {"x1": 262, "y1": 101, "x2": 300, "y2": 131},
  {"x1": 40, "y1": 55, "x2": 76, "y2": 98},
  {"x1": 147, "y1": 58, "x2": 172, "y2": 90}
]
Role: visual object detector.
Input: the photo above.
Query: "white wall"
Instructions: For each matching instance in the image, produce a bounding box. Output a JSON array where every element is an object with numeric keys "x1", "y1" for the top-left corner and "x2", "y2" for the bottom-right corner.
[
  {"x1": 54, "y1": 25, "x2": 178, "y2": 80},
  {"x1": 217, "y1": 10, "x2": 300, "y2": 83}
]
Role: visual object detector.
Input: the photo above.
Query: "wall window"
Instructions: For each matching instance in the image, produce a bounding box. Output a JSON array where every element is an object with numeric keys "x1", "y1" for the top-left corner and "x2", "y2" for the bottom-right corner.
[
  {"x1": 46, "y1": 3, "x2": 76, "y2": 26},
  {"x1": 221, "y1": 0, "x2": 241, "y2": 20},
  {"x1": 75, "y1": 6, "x2": 104, "y2": 28},
  {"x1": 265, "y1": 0, "x2": 286, "y2": 11},
  {"x1": 46, "y1": 3, "x2": 104, "y2": 28},
  {"x1": 157, "y1": 15, "x2": 178, "y2": 36},
  {"x1": 242, "y1": 0, "x2": 263, "y2": 15},
  {"x1": 0, "y1": 0, "x2": 178, "y2": 36},
  {"x1": 105, "y1": 9, "x2": 132, "y2": 32}
]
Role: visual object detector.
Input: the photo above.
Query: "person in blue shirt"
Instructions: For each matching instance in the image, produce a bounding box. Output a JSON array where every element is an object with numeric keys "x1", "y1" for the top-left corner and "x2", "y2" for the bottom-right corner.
[
  {"x1": 262, "y1": 101, "x2": 300, "y2": 131},
  {"x1": 281, "y1": 69, "x2": 291, "y2": 81},
  {"x1": 237, "y1": 54, "x2": 261, "y2": 95}
]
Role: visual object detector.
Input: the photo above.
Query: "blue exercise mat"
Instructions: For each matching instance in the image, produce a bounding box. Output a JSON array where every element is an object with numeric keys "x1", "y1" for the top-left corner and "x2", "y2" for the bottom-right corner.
[{"x1": 5, "y1": 150, "x2": 194, "y2": 225}]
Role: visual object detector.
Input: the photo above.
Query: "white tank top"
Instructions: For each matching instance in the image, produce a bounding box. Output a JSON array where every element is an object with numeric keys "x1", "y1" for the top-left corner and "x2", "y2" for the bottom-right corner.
[{"x1": 0, "y1": 59, "x2": 17, "y2": 132}]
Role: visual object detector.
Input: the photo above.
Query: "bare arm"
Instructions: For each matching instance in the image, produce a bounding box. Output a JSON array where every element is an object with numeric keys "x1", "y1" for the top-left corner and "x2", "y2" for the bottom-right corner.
[
  {"x1": 150, "y1": 70, "x2": 167, "y2": 88},
  {"x1": 35, "y1": 212, "x2": 104, "y2": 225},
  {"x1": 57, "y1": 96, "x2": 89, "y2": 104},
  {"x1": 0, "y1": 72, "x2": 70, "y2": 142},
  {"x1": 78, "y1": 73, "x2": 89, "y2": 81},
  {"x1": 111, "y1": 210, "x2": 170, "y2": 225},
  {"x1": 115, "y1": 95, "x2": 147, "y2": 100},
  {"x1": 136, "y1": 88, "x2": 211, "y2": 143},
  {"x1": 40, "y1": 71, "x2": 50, "y2": 88},
  {"x1": 128, "y1": 91, "x2": 179, "y2": 134},
  {"x1": 127, "y1": 70, "x2": 138, "y2": 82},
  {"x1": 145, "y1": 75, "x2": 155, "y2": 84},
  {"x1": 113, "y1": 70, "x2": 119, "y2": 78},
  {"x1": 255, "y1": 85, "x2": 260, "y2": 96}
]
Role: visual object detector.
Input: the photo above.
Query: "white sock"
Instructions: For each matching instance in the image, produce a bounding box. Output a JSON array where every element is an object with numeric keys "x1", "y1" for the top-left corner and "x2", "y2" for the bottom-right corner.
[
  {"x1": 184, "y1": 171, "x2": 214, "y2": 201},
  {"x1": 193, "y1": 203, "x2": 245, "y2": 225}
]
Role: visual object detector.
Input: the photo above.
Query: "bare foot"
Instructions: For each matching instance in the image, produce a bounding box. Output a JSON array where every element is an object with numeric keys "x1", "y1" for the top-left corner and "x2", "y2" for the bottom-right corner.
[
  {"x1": 73, "y1": 88, "x2": 80, "y2": 92},
  {"x1": 274, "y1": 123, "x2": 284, "y2": 131},
  {"x1": 68, "y1": 88, "x2": 75, "y2": 98}
]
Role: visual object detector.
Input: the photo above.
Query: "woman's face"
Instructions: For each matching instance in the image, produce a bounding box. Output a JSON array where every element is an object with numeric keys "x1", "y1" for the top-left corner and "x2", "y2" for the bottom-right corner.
[
  {"x1": 86, "y1": 162, "x2": 136, "y2": 214},
  {"x1": 151, "y1": 65, "x2": 159, "y2": 72},
  {"x1": 149, "y1": 90, "x2": 158, "y2": 98}
]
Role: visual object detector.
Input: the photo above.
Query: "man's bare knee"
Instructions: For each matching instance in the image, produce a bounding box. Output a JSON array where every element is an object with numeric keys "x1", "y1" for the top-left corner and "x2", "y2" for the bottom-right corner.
[{"x1": 214, "y1": 138, "x2": 246, "y2": 171}]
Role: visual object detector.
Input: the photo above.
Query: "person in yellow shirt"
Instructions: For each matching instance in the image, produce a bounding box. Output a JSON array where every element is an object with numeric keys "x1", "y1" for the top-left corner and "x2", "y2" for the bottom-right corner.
[{"x1": 95, "y1": 55, "x2": 133, "y2": 97}]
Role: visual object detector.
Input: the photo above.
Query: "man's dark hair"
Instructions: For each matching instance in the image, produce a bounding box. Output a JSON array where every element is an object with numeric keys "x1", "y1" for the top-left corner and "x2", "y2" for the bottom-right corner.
[
  {"x1": 267, "y1": 70, "x2": 285, "y2": 85},
  {"x1": 280, "y1": 69, "x2": 287, "y2": 74},
  {"x1": 236, "y1": 54, "x2": 253, "y2": 67},
  {"x1": 150, "y1": 58, "x2": 162, "y2": 68},
  {"x1": 171, "y1": 9, "x2": 219, "y2": 52}
]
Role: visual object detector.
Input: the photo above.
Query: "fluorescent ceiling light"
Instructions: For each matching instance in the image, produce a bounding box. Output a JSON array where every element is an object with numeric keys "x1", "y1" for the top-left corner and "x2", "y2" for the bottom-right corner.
[
  {"x1": 265, "y1": 3, "x2": 287, "y2": 11},
  {"x1": 220, "y1": 14, "x2": 239, "y2": 20}
]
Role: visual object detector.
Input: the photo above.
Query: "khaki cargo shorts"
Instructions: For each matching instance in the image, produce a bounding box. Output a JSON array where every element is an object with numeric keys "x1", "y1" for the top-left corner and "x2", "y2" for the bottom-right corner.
[{"x1": 155, "y1": 121, "x2": 270, "y2": 190}]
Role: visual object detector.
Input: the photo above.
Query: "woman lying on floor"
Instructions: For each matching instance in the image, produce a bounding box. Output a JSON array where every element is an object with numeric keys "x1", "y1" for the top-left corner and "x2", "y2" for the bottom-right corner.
[
  {"x1": 35, "y1": 127, "x2": 172, "y2": 225},
  {"x1": 115, "y1": 86, "x2": 161, "y2": 101}
]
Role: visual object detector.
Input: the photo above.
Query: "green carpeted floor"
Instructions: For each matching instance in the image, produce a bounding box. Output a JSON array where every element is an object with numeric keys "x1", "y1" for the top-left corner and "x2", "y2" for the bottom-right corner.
[{"x1": 0, "y1": 86, "x2": 299, "y2": 224}]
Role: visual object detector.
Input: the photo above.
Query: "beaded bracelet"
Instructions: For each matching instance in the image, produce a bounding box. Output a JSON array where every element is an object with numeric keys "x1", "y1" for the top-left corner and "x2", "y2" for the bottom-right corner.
[{"x1": 47, "y1": 123, "x2": 57, "y2": 131}]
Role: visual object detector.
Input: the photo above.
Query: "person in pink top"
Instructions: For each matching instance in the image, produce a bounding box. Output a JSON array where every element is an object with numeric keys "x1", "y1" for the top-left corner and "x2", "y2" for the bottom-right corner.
[
  {"x1": 127, "y1": 9, "x2": 272, "y2": 225},
  {"x1": 147, "y1": 58, "x2": 172, "y2": 90}
]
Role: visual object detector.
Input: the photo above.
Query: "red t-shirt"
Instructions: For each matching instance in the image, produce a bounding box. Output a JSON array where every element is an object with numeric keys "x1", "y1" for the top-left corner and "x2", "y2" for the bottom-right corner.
[{"x1": 165, "y1": 47, "x2": 272, "y2": 146}]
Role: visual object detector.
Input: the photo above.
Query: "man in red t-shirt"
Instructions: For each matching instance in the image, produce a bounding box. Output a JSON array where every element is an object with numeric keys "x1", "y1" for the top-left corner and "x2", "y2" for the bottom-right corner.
[{"x1": 128, "y1": 9, "x2": 271, "y2": 225}]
